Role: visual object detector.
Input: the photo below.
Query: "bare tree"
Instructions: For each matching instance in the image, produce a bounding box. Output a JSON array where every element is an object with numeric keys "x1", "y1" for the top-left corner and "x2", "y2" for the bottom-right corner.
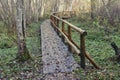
[
  {"x1": 91, "y1": 0, "x2": 96, "y2": 19},
  {"x1": 52, "y1": 0, "x2": 60, "y2": 12},
  {"x1": 25, "y1": 0, "x2": 32, "y2": 24},
  {"x1": 101, "y1": 0, "x2": 111, "y2": 19},
  {"x1": 39, "y1": 0, "x2": 45, "y2": 17},
  {"x1": 35, "y1": 0, "x2": 39, "y2": 22},
  {"x1": 16, "y1": 0, "x2": 31, "y2": 61},
  {"x1": 0, "y1": 0, "x2": 16, "y2": 35}
]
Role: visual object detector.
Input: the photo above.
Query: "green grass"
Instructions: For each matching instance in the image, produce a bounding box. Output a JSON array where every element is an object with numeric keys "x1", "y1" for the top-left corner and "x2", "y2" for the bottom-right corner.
[
  {"x1": 68, "y1": 17, "x2": 120, "y2": 79},
  {"x1": 0, "y1": 21, "x2": 43, "y2": 79}
]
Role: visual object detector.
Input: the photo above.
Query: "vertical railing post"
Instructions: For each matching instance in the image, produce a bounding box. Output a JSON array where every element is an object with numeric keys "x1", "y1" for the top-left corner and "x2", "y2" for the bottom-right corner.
[
  {"x1": 52, "y1": 16, "x2": 54, "y2": 26},
  {"x1": 50, "y1": 15, "x2": 53, "y2": 26},
  {"x1": 62, "y1": 22, "x2": 64, "y2": 32},
  {"x1": 56, "y1": 19, "x2": 59, "y2": 35},
  {"x1": 68, "y1": 25, "x2": 72, "y2": 51},
  {"x1": 80, "y1": 34, "x2": 86, "y2": 69},
  {"x1": 55, "y1": 18, "x2": 57, "y2": 26},
  {"x1": 53, "y1": 17, "x2": 55, "y2": 24},
  {"x1": 57, "y1": 19, "x2": 59, "y2": 27},
  {"x1": 54, "y1": 18, "x2": 57, "y2": 31},
  {"x1": 61, "y1": 22, "x2": 65, "y2": 43}
]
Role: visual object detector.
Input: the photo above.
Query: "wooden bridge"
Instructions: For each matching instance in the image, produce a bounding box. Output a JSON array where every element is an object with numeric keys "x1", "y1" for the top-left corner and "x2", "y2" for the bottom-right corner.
[{"x1": 41, "y1": 11, "x2": 100, "y2": 79}]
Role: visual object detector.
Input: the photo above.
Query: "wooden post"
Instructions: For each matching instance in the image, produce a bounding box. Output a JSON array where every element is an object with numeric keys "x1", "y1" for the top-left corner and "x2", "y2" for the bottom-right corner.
[
  {"x1": 52, "y1": 16, "x2": 54, "y2": 27},
  {"x1": 68, "y1": 25, "x2": 72, "y2": 51},
  {"x1": 55, "y1": 18, "x2": 57, "y2": 25},
  {"x1": 54, "y1": 18, "x2": 57, "y2": 31},
  {"x1": 57, "y1": 19, "x2": 59, "y2": 27},
  {"x1": 50, "y1": 16, "x2": 53, "y2": 26},
  {"x1": 56, "y1": 19, "x2": 59, "y2": 35},
  {"x1": 80, "y1": 34, "x2": 86, "y2": 69},
  {"x1": 62, "y1": 22, "x2": 64, "y2": 32},
  {"x1": 53, "y1": 17, "x2": 55, "y2": 24},
  {"x1": 61, "y1": 22, "x2": 65, "y2": 43}
]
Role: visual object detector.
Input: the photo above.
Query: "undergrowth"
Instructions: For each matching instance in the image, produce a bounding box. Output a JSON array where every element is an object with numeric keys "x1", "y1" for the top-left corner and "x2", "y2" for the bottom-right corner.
[
  {"x1": 0, "y1": 21, "x2": 43, "y2": 79},
  {"x1": 68, "y1": 16, "x2": 120, "y2": 79}
]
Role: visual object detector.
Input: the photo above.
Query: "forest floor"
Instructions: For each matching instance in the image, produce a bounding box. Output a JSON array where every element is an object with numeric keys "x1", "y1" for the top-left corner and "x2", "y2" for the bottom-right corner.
[
  {"x1": 67, "y1": 16, "x2": 120, "y2": 80},
  {"x1": 41, "y1": 20, "x2": 79, "y2": 80},
  {"x1": 0, "y1": 21, "x2": 44, "y2": 80},
  {"x1": 0, "y1": 15, "x2": 120, "y2": 80}
]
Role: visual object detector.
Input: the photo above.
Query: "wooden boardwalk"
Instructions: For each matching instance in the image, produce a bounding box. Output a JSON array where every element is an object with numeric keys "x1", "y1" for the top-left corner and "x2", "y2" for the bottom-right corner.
[{"x1": 41, "y1": 20, "x2": 79, "y2": 80}]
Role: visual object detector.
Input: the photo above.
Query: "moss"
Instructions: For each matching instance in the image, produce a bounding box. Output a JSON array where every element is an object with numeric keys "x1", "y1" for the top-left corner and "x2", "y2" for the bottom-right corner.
[
  {"x1": 68, "y1": 16, "x2": 120, "y2": 79},
  {"x1": 0, "y1": 34, "x2": 14, "y2": 49},
  {"x1": 16, "y1": 46, "x2": 32, "y2": 62}
]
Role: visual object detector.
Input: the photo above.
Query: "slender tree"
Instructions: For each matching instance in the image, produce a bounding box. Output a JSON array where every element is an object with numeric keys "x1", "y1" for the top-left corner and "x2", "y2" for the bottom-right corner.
[
  {"x1": 91, "y1": 0, "x2": 96, "y2": 19},
  {"x1": 16, "y1": 0, "x2": 31, "y2": 61},
  {"x1": 39, "y1": 0, "x2": 45, "y2": 17}
]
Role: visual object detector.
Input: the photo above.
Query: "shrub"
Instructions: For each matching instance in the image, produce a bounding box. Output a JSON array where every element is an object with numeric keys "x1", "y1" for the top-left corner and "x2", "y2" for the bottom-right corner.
[{"x1": 0, "y1": 34, "x2": 14, "y2": 49}]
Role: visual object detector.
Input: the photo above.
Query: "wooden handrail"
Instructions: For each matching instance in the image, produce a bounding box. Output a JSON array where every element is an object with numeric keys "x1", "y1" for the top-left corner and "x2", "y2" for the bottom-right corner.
[
  {"x1": 51, "y1": 15, "x2": 87, "y2": 35},
  {"x1": 50, "y1": 11, "x2": 100, "y2": 69},
  {"x1": 51, "y1": 21, "x2": 80, "y2": 54},
  {"x1": 52, "y1": 11, "x2": 76, "y2": 16}
]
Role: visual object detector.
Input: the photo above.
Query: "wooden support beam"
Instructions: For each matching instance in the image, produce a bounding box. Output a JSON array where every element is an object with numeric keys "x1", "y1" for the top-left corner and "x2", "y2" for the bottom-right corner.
[
  {"x1": 80, "y1": 34, "x2": 86, "y2": 69},
  {"x1": 85, "y1": 52, "x2": 100, "y2": 69},
  {"x1": 68, "y1": 25, "x2": 72, "y2": 51},
  {"x1": 62, "y1": 22, "x2": 65, "y2": 43}
]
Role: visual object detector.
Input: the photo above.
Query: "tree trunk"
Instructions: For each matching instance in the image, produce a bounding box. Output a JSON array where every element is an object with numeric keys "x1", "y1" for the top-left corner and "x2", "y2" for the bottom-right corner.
[
  {"x1": 52, "y1": 0, "x2": 59, "y2": 12},
  {"x1": 35, "y1": 0, "x2": 39, "y2": 22},
  {"x1": 91, "y1": 0, "x2": 96, "y2": 19},
  {"x1": 28, "y1": 0, "x2": 32, "y2": 23},
  {"x1": 16, "y1": 0, "x2": 31, "y2": 61},
  {"x1": 101, "y1": 0, "x2": 111, "y2": 19},
  {"x1": 39, "y1": 0, "x2": 45, "y2": 17}
]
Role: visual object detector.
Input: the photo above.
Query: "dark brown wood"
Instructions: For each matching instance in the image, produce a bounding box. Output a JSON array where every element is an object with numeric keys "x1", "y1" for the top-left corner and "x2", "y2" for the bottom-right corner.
[
  {"x1": 55, "y1": 18, "x2": 57, "y2": 26},
  {"x1": 51, "y1": 15, "x2": 86, "y2": 35},
  {"x1": 62, "y1": 22, "x2": 65, "y2": 42},
  {"x1": 55, "y1": 18, "x2": 57, "y2": 32},
  {"x1": 68, "y1": 26, "x2": 71, "y2": 39},
  {"x1": 80, "y1": 34, "x2": 86, "y2": 69},
  {"x1": 68, "y1": 25, "x2": 72, "y2": 51},
  {"x1": 63, "y1": 32, "x2": 68, "y2": 37},
  {"x1": 53, "y1": 17, "x2": 55, "y2": 26},
  {"x1": 52, "y1": 17, "x2": 56, "y2": 30},
  {"x1": 50, "y1": 11, "x2": 100, "y2": 69},
  {"x1": 56, "y1": 19, "x2": 59, "y2": 35},
  {"x1": 62, "y1": 22, "x2": 64, "y2": 32},
  {"x1": 70, "y1": 39, "x2": 80, "y2": 49},
  {"x1": 85, "y1": 52, "x2": 100, "y2": 69},
  {"x1": 62, "y1": 16, "x2": 71, "y2": 19},
  {"x1": 50, "y1": 16, "x2": 53, "y2": 26},
  {"x1": 51, "y1": 21, "x2": 80, "y2": 54},
  {"x1": 111, "y1": 42, "x2": 120, "y2": 63},
  {"x1": 57, "y1": 19, "x2": 59, "y2": 27}
]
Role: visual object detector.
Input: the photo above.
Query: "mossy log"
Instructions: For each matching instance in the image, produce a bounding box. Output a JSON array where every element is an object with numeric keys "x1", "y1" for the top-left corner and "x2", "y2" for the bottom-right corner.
[{"x1": 111, "y1": 42, "x2": 120, "y2": 62}]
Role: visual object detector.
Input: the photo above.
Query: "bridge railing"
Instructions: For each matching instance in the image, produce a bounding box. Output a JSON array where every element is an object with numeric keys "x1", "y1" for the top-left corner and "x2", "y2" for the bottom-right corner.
[
  {"x1": 50, "y1": 11, "x2": 100, "y2": 69},
  {"x1": 53, "y1": 11, "x2": 76, "y2": 18}
]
